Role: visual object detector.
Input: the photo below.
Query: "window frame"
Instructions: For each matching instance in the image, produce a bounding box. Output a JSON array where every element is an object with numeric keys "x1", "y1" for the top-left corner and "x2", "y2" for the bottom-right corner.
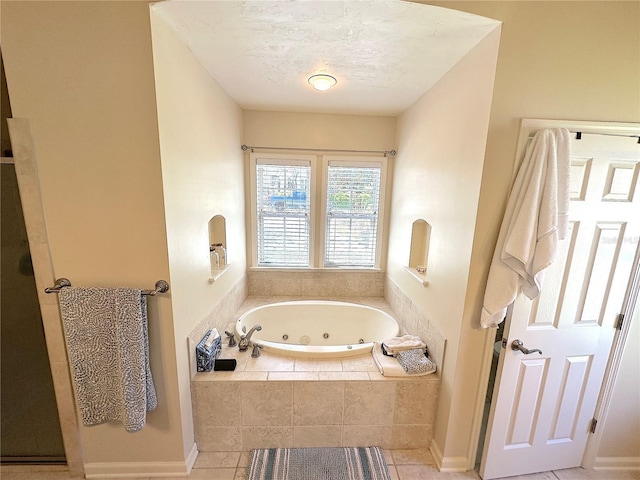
[
  {"x1": 250, "y1": 152, "x2": 317, "y2": 268},
  {"x1": 318, "y1": 155, "x2": 387, "y2": 269},
  {"x1": 249, "y1": 151, "x2": 387, "y2": 270}
]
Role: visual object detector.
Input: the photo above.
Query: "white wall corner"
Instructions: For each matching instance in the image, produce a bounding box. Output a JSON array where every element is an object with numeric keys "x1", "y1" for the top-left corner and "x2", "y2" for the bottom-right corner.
[{"x1": 185, "y1": 442, "x2": 199, "y2": 473}]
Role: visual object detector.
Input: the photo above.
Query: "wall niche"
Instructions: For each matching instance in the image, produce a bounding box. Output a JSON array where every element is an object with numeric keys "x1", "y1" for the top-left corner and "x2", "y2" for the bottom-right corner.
[
  {"x1": 406, "y1": 219, "x2": 430, "y2": 286},
  {"x1": 208, "y1": 215, "x2": 228, "y2": 282}
]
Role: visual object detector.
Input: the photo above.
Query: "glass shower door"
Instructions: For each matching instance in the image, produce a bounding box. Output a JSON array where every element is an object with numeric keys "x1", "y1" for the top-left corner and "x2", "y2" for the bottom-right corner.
[{"x1": 1, "y1": 162, "x2": 65, "y2": 463}]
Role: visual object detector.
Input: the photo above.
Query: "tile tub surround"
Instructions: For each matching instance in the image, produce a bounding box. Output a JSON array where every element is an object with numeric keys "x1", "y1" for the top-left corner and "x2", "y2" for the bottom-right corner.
[
  {"x1": 247, "y1": 269, "x2": 385, "y2": 297},
  {"x1": 191, "y1": 344, "x2": 440, "y2": 452},
  {"x1": 385, "y1": 277, "x2": 446, "y2": 371}
]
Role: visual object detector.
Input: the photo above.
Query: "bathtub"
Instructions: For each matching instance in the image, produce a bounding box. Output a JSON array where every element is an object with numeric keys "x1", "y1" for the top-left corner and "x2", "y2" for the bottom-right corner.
[{"x1": 235, "y1": 300, "x2": 399, "y2": 358}]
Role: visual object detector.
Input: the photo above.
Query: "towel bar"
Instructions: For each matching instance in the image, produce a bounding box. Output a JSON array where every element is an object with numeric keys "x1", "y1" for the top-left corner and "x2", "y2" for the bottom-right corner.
[{"x1": 45, "y1": 278, "x2": 169, "y2": 296}]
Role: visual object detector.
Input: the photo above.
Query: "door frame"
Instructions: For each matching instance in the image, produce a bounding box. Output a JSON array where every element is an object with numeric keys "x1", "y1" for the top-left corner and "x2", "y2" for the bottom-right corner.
[{"x1": 474, "y1": 118, "x2": 640, "y2": 473}]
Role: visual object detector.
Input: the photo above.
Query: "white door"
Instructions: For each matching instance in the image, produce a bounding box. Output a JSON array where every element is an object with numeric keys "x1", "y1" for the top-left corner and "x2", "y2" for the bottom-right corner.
[{"x1": 480, "y1": 130, "x2": 640, "y2": 479}]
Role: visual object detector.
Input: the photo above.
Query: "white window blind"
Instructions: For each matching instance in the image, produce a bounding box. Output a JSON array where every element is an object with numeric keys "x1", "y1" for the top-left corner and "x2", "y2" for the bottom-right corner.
[
  {"x1": 256, "y1": 162, "x2": 311, "y2": 267},
  {"x1": 325, "y1": 164, "x2": 381, "y2": 267}
]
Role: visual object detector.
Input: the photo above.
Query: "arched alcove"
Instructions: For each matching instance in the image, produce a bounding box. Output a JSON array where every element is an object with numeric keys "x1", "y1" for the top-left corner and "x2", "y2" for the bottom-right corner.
[
  {"x1": 208, "y1": 215, "x2": 228, "y2": 280},
  {"x1": 406, "y1": 219, "x2": 431, "y2": 286}
]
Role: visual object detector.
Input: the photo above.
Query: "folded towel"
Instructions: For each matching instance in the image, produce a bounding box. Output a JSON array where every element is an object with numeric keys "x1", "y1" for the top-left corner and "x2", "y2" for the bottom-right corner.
[
  {"x1": 382, "y1": 335, "x2": 427, "y2": 356},
  {"x1": 397, "y1": 348, "x2": 436, "y2": 375},
  {"x1": 372, "y1": 342, "x2": 436, "y2": 377},
  {"x1": 59, "y1": 287, "x2": 157, "y2": 432}
]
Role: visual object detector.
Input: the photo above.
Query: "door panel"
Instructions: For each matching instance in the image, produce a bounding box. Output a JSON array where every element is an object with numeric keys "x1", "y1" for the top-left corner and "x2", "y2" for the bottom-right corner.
[{"x1": 481, "y1": 131, "x2": 639, "y2": 479}]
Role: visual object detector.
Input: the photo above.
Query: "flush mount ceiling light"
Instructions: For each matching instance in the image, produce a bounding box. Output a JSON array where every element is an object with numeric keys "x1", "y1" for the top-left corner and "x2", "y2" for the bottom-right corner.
[{"x1": 308, "y1": 74, "x2": 337, "y2": 91}]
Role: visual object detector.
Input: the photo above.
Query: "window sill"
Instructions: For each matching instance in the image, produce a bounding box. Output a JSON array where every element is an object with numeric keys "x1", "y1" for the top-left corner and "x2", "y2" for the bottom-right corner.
[
  {"x1": 209, "y1": 264, "x2": 231, "y2": 283},
  {"x1": 404, "y1": 266, "x2": 429, "y2": 286},
  {"x1": 249, "y1": 266, "x2": 383, "y2": 273}
]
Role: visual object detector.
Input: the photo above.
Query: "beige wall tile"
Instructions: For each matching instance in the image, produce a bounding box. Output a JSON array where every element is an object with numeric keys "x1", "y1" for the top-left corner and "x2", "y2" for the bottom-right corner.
[
  {"x1": 390, "y1": 424, "x2": 433, "y2": 449},
  {"x1": 241, "y1": 382, "x2": 292, "y2": 426},
  {"x1": 241, "y1": 426, "x2": 293, "y2": 450},
  {"x1": 192, "y1": 383, "x2": 241, "y2": 426},
  {"x1": 293, "y1": 382, "x2": 344, "y2": 426},
  {"x1": 294, "y1": 359, "x2": 343, "y2": 372},
  {"x1": 344, "y1": 382, "x2": 395, "y2": 425},
  {"x1": 393, "y1": 381, "x2": 438, "y2": 425},
  {"x1": 293, "y1": 426, "x2": 342, "y2": 447},
  {"x1": 342, "y1": 425, "x2": 391, "y2": 449},
  {"x1": 196, "y1": 426, "x2": 242, "y2": 452},
  {"x1": 341, "y1": 355, "x2": 377, "y2": 372},
  {"x1": 319, "y1": 372, "x2": 370, "y2": 381}
]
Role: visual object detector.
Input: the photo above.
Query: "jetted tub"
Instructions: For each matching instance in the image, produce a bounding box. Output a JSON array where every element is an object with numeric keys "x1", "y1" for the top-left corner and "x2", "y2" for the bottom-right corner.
[{"x1": 235, "y1": 300, "x2": 399, "y2": 358}]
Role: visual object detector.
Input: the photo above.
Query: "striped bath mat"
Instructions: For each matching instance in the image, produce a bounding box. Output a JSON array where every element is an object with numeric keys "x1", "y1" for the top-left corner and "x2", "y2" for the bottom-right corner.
[{"x1": 247, "y1": 446, "x2": 391, "y2": 480}]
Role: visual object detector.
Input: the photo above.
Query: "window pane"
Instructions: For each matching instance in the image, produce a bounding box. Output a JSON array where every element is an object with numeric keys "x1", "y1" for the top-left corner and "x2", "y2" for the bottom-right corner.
[
  {"x1": 325, "y1": 165, "x2": 381, "y2": 267},
  {"x1": 256, "y1": 163, "x2": 311, "y2": 266}
]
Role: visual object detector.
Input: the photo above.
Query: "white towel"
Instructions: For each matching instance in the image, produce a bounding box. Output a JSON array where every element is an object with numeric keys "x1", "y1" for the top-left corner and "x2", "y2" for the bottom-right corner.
[
  {"x1": 372, "y1": 342, "x2": 436, "y2": 377},
  {"x1": 59, "y1": 287, "x2": 157, "y2": 432},
  {"x1": 382, "y1": 335, "x2": 427, "y2": 355},
  {"x1": 481, "y1": 128, "x2": 571, "y2": 328}
]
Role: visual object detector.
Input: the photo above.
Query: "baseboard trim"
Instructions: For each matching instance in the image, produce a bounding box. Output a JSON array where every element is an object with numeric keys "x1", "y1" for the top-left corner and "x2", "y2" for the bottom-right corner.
[
  {"x1": 84, "y1": 454, "x2": 196, "y2": 478},
  {"x1": 593, "y1": 457, "x2": 640, "y2": 471},
  {"x1": 430, "y1": 441, "x2": 469, "y2": 473}
]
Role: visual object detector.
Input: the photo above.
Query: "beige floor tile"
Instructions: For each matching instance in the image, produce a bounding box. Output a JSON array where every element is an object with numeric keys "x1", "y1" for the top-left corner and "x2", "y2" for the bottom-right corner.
[
  {"x1": 554, "y1": 468, "x2": 640, "y2": 480},
  {"x1": 388, "y1": 465, "x2": 400, "y2": 479},
  {"x1": 186, "y1": 468, "x2": 236, "y2": 479},
  {"x1": 396, "y1": 464, "x2": 480, "y2": 479},
  {"x1": 392, "y1": 448, "x2": 435, "y2": 465},
  {"x1": 238, "y1": 451, "x2": 251, "y2": 467},
  {"x1": 193, "y1": 451, "x2": 241, "y2": 469},
  {"x1": 493, "y1": 472, "x2": 557, "y2": 480}
]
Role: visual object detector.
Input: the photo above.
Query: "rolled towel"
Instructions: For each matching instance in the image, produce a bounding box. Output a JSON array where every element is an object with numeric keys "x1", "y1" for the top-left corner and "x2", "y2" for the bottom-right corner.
[
  {"x1": 396, "y1": 348, "x2": 436, "y2": 375},
  {"x1": 382, "y1": 335, "x2": 427, "y2": 356}
]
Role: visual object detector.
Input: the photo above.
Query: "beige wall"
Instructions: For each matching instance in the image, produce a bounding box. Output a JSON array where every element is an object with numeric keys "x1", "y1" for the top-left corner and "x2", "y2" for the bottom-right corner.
[
  {"x1": 150, "y1": 7, "x2": 247, "y2": 459},
  {"x1": 1, "y1": 0, "x2": 186, "y2": 469},
  {"x1": 389, "y1": 26, "x2": 501, "y2": 467},
  {"x1": 243, "y1": 111, "x2": 396, "y2": 152},
  {"x1": 422, "y1": 0, "x2": 640, "y2": 467}
]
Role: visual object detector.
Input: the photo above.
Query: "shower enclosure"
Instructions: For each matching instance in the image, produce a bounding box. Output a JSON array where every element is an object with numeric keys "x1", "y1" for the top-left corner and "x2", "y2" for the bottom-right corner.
[{"x1": 1, "y1": 161, "x2": 65, "y2": 463}]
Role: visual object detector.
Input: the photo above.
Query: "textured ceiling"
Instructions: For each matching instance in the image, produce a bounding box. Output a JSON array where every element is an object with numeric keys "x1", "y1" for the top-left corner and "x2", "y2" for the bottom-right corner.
[{"x1": 154, "y1": 1, "x2": 501, "y2": 116}]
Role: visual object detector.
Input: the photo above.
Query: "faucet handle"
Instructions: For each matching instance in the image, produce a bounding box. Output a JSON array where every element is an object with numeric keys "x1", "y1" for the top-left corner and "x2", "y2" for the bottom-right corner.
[
  {"x1": 224, "y1": 330, "x2": 237, "y2": 347},
  {"x1": 251, "y1": 343, "x2": 263, "y2": 358}
]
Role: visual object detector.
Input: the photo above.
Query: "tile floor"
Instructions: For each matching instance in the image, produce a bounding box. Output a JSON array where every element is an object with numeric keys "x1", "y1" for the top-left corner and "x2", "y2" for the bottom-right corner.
[{"x1": 2, "y1": 449, "x2": 638, "y2": 480}]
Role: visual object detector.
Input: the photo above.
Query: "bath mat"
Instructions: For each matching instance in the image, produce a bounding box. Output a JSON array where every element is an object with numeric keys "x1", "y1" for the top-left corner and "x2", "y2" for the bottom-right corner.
[{"x1": 247, "y1": 446, "x2": 391, "y2": 480}]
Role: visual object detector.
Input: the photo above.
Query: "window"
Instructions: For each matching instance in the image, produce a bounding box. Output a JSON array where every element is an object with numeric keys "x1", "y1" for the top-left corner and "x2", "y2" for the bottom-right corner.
[
  {"x1": 324, "y1": 162, "x2": 382, "y2": 267},
  {"x1": 255, "y1": 159, "x2": 311, "y2": 267},
  {"x1": 250, "y1": 152, "x2": 387, "y2": 269}
]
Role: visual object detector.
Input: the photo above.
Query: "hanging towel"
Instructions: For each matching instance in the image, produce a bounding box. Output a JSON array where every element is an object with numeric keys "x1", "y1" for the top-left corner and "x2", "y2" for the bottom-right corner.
[
  {"x1": 59, "y1": 287, "x2": 157, "y2": 432},
  {"x1": 372, "y1": 342, "x2": 436, "y2": 377},
  {"x1": 481, "y1": 128, "x2": 571, "y2": 328}
]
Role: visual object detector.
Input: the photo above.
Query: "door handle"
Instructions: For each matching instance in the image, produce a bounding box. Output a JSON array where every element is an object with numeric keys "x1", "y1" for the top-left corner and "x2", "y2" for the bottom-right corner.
[{"x1": 511, "y1": 339, "x2": 542, "y2": 355}]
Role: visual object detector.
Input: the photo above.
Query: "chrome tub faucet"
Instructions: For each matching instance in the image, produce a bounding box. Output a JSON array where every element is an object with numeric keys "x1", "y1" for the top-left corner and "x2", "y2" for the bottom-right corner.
[{"x1": 238, "y1": 324, "x2": 262, "y2": 351}]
